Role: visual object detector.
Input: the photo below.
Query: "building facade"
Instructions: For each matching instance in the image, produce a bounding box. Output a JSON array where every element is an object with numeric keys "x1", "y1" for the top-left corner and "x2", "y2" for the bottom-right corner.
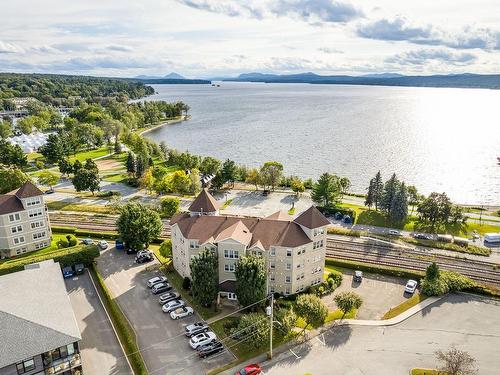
[
  {"x1": 0, "y1": 182, "x2": 51, "y2": 258},
  {"x1": 0, "y1": 260, "x2": 82, "y2": 375},
  {"x1": 170, "y1": 189, "x2": 329, "y2": 302}
]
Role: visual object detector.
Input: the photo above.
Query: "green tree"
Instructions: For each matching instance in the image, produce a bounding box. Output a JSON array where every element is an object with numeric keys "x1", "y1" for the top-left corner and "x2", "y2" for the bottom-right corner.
[
  {"x1": 235, "y1": 255, "x2": 267, "y2": 308},
  {"x1": 380, "y1": 173, "x2": 399, "y2": 215},
  {"x1": 40, "y1": 133, "x2": 67, "y2": 164},
  {"x1": 125, "y1": 152, "x2": 136, "y2": 177},
  {"x1": 294, "y1": 294, "x2": 328, "y2": 333},
  {"x1": 259, "y1": 161, "x2": 283, "y2": 191},
  {"x1": 222, "y1": 159, "x2": 238, "y2": 187},
  {"x1": 0, "y1": 139, "x2": 27, "y2": 167},
  {"x1": 373, "y1": 171, "x2": 383, "y2": 210},
  {"x1": 334, "y1": 291, "x2": 363, "y2": 319},
  {"x1": 245, "y1": 168, "x2": 260, "y2": 190},
  {"x1": 37, "y1": 170, "x2": 59, "y2": 191},
  {"x1": 160, "y1": 197, "x2": 180, "y2": 218},
  {"x1": 275, "y1": 307, "x2": 297, "y2": 337},
  {"x1": 139, "y1": 168, "x2": 155, "y2": 193},
  {"x1": 426, "y1": 262, "x2": 440, "y2": 281},
  {"x1": 116, "y1": 202, "x2": 163, "y2": 249},
  {"x1": 17, "y1": 115, "x2": 48, "y2": 134},
  {"x1": 339, "y1": 177, "x2": 351, "y2": 198},
  {"x1": 188, "y1": 168, "x2": 202, "y2": 194},
  {"x1": 417, "y1": 192, "x2": 453, "y2": 229},
  {"x1": 234, "y1": 313, "x2": 269, "y2": 349},
  {"x1": 389, "y1": 182, "x2": 408, "y2": 224},
  {"x1": 0, "y1": 167, "x2": 30, "y2": 194},
  {"x1": 311, "y1": 172, "x2": 341, "y2": 208},
  {"x1": 407, "y1": 185, "x2": 420, "y2": 216},
  {"x1": 190, "y1": 250, "x2": 219, "y2": 307},
  {"x1": 291, "y1": 177, "x2": 305, "y2": 196},
  {"x1": 72, "y1": 158, "x2": 100, "y2": 195},
  {"x1": 199, "y1": 156, "x2": 221, "y2": 176},
  {"x1": 165, "y1": 170, "x2": 191, "y2": 194},
  {"x1": 58, "y1": 158, "x2": 73, "y2": 176},
  {"x1": 159, "y1": 239, "x2": 172, "y2": 259},
  {"x1": 0, "y1": 120, "x2": 12, "y2": 139},
  {"x1": 365, "y1": 178, "x2": 375, "y2": 209}
]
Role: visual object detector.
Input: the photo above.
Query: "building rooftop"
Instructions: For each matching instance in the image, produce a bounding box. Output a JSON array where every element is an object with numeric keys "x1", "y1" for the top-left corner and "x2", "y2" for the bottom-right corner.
[
  {"x1": 0, "y1": 181, "x2": 43, "y2": 215},
  {"x1": 293, "y1": 205, "x2": 331, "y2": 229},
  {"x1": 188, "y1": 188, "x2": 219, "y2": 213},
  {"x1": 11, "y1": 181, "x2": 44, "y2": 199},
  {"x1": 0, "y1": 260, "x2": 81, "y2": 368}
]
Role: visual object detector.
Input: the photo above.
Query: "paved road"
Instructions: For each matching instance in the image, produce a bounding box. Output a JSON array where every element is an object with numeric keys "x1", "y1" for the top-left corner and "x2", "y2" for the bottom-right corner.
[
  {"x1": 259, "y1": 294, "x2": 500, "y2": 375},
  {"x1": 66, "y1": 271, "x2": 133, "y2": 375},
  {"x1": 96, "y1": 247, "x2": 234, "y2": 375}
]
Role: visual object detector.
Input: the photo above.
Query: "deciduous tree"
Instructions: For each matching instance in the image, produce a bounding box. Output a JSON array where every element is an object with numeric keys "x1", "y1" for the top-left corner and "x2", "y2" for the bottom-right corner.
[
  {"x1": 38, "y1": 170, "x2": 59, "y2": 191},
  {"x1": 234, "y1": 313, "x2": 269, "y2": 349},
  {"x1": 160, "y1": 197, "x2": 180, "y2": 218},
  {"x1": 436, "y1": 346, "x2": 478, "y2": 375},
  {"x1": 334, "y1": 291, "x2": 363, "y2": 319},
  {"x1": 72, "y1": 158, "x2": 100, "y2": 195},
  {"x1": 294, "y1": 294, "x2": 328, "y2": 333},
  {"x1": 245, "y1": 168, "x2": 260, "y2": 190},
  {"x1": 0, "y1": 139, "x2": 27, "y2": 167},
  {"x1": 235, "y1": 255, "x2": 267, "y2": 308},
  {"x1": 190, "y1": 250, "x2": 219, "y2": 307},
  {"x1": 116, "y1": 202, "x2": 162, "y2": 249},
  {"x1": 259, "y1": 161, "x2": 283, "y2": 191},
  {"x1": 0, "y1": 167, "x2": 30, "y2": 194}
]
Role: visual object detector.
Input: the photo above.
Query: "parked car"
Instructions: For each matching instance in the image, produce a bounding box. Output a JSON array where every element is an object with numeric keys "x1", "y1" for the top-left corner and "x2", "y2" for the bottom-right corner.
[
  {"x1": 44, "y1": 189, "x2": 55, "y2": 194},
  {"x1": 189, "y1": 331, "x2": 216, "y2": 349},
  {"x1": 73, "y1": 263, "x2": 84, "y2": 275},
  {"x1": 342, "y1": 215, "x2": 352, "y2": 224},
  {"x1": 413, "y1": 233, "x2": 432, "y2": 240},
  {"x1": 147, "y1": 276, "x2": 168, "y2": 288},
  {"x1": 158, "y1": 292, "x2": 180, "y2": 305},
  {"x1": 162, "y1": 299, "x2": 186, "y2": 313},
  {"x1": 334, "y1": 212, "x2": 343, "y2": 220},
  {"x1": 388, "y1": 229, "x2": 402, "y2": 236},
  {"x1": 170, "y1": 306, "x2": 194, "y2": 320},
  {"x1": 62, "y1": 266, "x2": 74, "y2": 278},
  {"x1": 151, "y1": 282, "x2": 172, "y2": 294},
  {"x1": 126, "y1": 248, "x2": 138, "y2": 254},
  {"x1": 236, "y1": 364, "x2": 262, "y2": 375},
  {"x1": 262, "y1": 189, "x2": 270, "y2": 196},
  {"x1": 136, "y1": 252, "x2": 153, "y2": 264},
  {"x1": 353, "y1": 270, "x2": 363, "y2": 282},
  {"x1": 404, "y1": 279, "x2": 418, "y2": 294},
  {"x1": 115, "y1": 240, "x2": 125, "y2": 250},
  {"x1": 82, "y1": 238, "x2": 93, "y2": 245},
  {"x1": 98, "y1": 240, "x2": 108, "y2": 250},
  {"x1": 185, "y1": 321, "x2": 209, "y2": 337},
  {"x1": 198, "y1": 340, "x2": 225, "y2": 358}
]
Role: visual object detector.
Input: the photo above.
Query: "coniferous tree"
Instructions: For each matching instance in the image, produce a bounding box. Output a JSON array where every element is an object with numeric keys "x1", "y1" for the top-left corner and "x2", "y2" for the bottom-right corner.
[
  {"x1": 365, "y1": 178, "x2": 375, "y2": 209},
  {"x1": 390, "y1": 182, "x2": 408, "y2": 224},
  {"x1": 126, "y1": 152, "x2": 136, "y2": 176},
  {"x1": 373, "y1": 171, "x2": 384, "y2": 210},
  {"x1": 381, "y1": 173, "x2": 399, "y2": 215}
]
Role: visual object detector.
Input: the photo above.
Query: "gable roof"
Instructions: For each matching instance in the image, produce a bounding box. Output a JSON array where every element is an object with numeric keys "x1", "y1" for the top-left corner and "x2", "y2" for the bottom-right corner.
[
  {"x1": 0, "y1": 181, "x2": 43, "y2": 215},
  {"x1": 266, "y1": 210, "x2": 291, "y2": 221},
  {"x1": 293, "y1": 206, "x2": 330, "y2": 229},
  {"x1": 214, "y1": 220, "x2": 252, "y2": 245},
  {"x1": 12, "y1": 181, "x2": 43, "y2": 199},
  {"x1": 0, "y1": 260, "x2": 81, "y2": 368},
  {"x1": 188, "y1": 189, "x2": 219, "y2": 213}
]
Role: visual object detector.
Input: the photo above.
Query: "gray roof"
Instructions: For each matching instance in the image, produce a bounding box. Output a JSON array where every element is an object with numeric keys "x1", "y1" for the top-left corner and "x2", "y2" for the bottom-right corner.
[{"x1": 0, "y1": 260, "x2": 81, "y2": 368}]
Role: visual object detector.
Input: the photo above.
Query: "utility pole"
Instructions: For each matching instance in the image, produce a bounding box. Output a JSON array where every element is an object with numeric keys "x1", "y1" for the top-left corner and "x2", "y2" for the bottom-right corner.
[{"x1": 267, "y1": 293, "x2": 274, "y2": 359}]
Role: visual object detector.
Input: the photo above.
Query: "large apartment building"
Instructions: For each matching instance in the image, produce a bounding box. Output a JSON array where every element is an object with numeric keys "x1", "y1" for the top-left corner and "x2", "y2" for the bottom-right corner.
[
  {"x1": 170, "y1": 189, "x2": 330, "y2": 301},
  {"x1": 0, "y1": 260, "x2": 82, "y2": 375},
  {"x1": 0, "y1": 182, "x2": 51, "y2": 258}
]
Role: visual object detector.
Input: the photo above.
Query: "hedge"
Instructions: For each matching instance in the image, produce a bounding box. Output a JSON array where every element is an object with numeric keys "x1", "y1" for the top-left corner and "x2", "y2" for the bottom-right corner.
[
  {"x1": 318, "y1": 206, "x2": 357, "y2": 222},
  {"x1": 51, "y1": 226, "x2": 78, "y2": 234},
  {"x1": 0, "y1": 244, "x2": 100, "y2": 276},
  {"x1": 90, "y1": 265, "x2": 147, "y2": 375},
  {"x1": 51, "y1": 226, "x2": 119, "y2": 240},
  {"x1": 325, "y1": 258, "x2": 425, "y2": 280}
]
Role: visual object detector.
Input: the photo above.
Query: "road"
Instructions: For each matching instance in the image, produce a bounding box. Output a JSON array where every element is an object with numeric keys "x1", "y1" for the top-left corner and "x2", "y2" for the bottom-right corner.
[
  {"x1": 65, "y1": 271, "x2": 133, "y2": 375},
  {"x1": 234, "y1": 293, "x2": 500, "y2": 375}
]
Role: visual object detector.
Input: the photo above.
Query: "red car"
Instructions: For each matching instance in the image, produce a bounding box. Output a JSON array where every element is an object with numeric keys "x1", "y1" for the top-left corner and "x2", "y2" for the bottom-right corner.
[{"x1": 236, "y1": 364, "x2": 262, "y2": 375}]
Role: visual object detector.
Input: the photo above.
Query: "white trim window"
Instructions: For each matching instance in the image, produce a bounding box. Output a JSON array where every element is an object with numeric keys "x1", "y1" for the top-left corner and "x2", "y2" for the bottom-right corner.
[
  {"x1": 227, "y1": 292, "x2": 237, "y2": 300},
  {"x1": 26, "y1": 197, "x2": 41, "y2": 207},
  {"x1": 28, "y1": 208, "x2": 43, "y2": 218},
  {"x1": 313, "y1": 240, "x2": 324, "y2": 249},
  {"x1": 13, "y1": 236, "x2": 25, "y2": 245},
  {"x1": 270, "y1": 274, "x2": 275, "y2": 281},
  {"x1": 189, "y1": 240, "x2": 199, "y2": 249},
  {"x1": 11, "y1": 225, "x2": 23, "y2": 234},
  {"x1": 33, "y1": 231, "x2": 46, "y2": 240},
  {"x1": 269, "y1": 262, "x2": 275, "y2": 270},
  {"x1": 286, "y1": 263, "x2": 291, "y2": 270},
  {"x1": 224, "y1": 264, "x2": 236, "y2": 272},
  {"x1": 285, "y1": 275, "x2": 291, "y2": 283},
  {"x1": 270, "y1": 247, "x2": 276, "y2": 256},
  {"x1": 286, "y1": 249, "x2": 292, "y2": 257},
  {"x1": 224, "y1": 249, "x2": 239, "y2": 259},
  {"x1": 35, "y1": 242, "x2": 47, "y2": 250},
  {"x1": 8, "y1": 213, "x2": 21, "y2": 223},
  {"x1": 15, "y1": 247, "x2": 27, "y2": 255},
  {"x1": 30, "y1": 221, "x2": 45, "y2": 230}
]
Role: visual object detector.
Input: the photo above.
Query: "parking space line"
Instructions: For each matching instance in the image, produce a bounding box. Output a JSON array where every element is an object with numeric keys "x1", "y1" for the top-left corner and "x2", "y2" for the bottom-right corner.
[
  {"x1": 315, "y1": 334, "x2": 326, "y2": 346},
  {"x1": 289, "y1": 348, "x2": 301, "y2": 359}
]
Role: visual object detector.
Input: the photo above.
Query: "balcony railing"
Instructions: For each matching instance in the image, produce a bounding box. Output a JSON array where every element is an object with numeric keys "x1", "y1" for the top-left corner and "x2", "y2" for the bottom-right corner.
[{"x1": 44, "y1": 353, "x2": 81, "y2": 375}]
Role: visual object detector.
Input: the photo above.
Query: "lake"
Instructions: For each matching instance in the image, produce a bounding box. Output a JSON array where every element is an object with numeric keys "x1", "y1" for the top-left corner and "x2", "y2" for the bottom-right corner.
[{"x1": 143, "y1": 83, "x2": 500, "y2": 205}]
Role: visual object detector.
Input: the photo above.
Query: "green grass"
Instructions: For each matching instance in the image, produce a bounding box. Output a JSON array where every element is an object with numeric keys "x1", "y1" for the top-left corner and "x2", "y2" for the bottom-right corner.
[
  {"x1": 90, "y1": 265, "x2": 147, "y2": 375},
  {"x1": 382, "y1": 294, "x2": 428, "y2": 320},
  {"x1": 102, "y1": 173, "x2": 129, "y2": 183},
  {"x1": 163, "y1": 268, "x2": 219, "y2": 320},
  {"x1": 27, "y1": 152, "x2": 43, "y2": 162},
  {"x1": 68, "y1": 146, "x2": 110, "y2": 162},
  {"x1": 325, "y1": 308, "x2": 357, "y2": 323},
  {"x1": 150, "y1": 244, "x2": 172, "y2": 265},
  {"x1": 410, "y1": 369, "x2": 441, "y2": 375},
  {"x1": 47, "y1": 201, "x2": 114, "y2": 214},
  {"x1": 0, "y1": 234, "x2": 70, "y2": 266},
  {"x1": 288, "y1": 207, "x2": 296, "y2": 215},
  {"x1": 327, "y1": 227, "x2": 363, "y2": 237},
  {"x1": 220, "y1": 198, "x2": 233, "y2": 210}
]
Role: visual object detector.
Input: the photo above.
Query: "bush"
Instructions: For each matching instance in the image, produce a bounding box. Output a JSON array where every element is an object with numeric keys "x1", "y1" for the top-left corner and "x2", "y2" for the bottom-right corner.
[
  {"x1": 160, "y1": 197, "x2": 180, "y2": 218},
  {"x1": 57, "y1": 236, "x2": 70, "y2": 248},
  {"x1": 74, "y1": 229, "x2": 118, "y2": 240},
  {"x1": 326, "y1": 258, "x2": 424, "y2": 280},
  {"x1": 66, "y1": 234, "x2": 78, "y2": 247},
  {"x1": 318, "y1": 206, "x2": 357, "y2": 222},
  {"x1": 51, "y1": 226, "x2": 77, "y2": 234},
  {"x1": 96, "y1": 190, "x2": 121, "y2": 198},
  {"x1": 327, "y1": 227, "x2": 363, "y2": 237},
  {"x1": 159, "y1": 239, "x2": 172, "y2": 259},
  {"x1": 421, "y1": 270, "x2": 476, "y2": 296},
  {"x1": 182, "y1": 276, "x2": 191, "y2": 290},
  {"x1": 328, "y1": 270, "x2": 343, "y2": 286}
]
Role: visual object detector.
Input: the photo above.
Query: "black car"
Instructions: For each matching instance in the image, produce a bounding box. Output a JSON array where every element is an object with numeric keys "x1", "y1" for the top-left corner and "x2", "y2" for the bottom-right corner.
[
  {"x1": 151, "y1": 282, "x2": 172, "y2": 294},
  {"x1": 135, "y1": 253, "x2": 153, "y2": 263},
  {"x1": 197, "y1": 340, "x2": 225, "y2": 358},
  {"x1": 73, "y1": 264, "x2": 85, "y2": 275}
]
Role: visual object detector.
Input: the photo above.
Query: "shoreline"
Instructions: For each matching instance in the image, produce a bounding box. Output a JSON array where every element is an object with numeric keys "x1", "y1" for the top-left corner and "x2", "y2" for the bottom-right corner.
[{"x1": 139, "y1": 115, "x2": 189, "y2": 135}]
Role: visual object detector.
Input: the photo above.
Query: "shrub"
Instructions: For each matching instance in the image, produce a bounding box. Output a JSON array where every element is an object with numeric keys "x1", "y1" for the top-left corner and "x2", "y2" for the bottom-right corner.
[
  {"x1": 328, "y1": 270, "x2": 343, "y2": 286},
  {"x1": 326, "y1": 259, "x2": 424, "y2": 280},
  {"x1": 52, "y1": 226, "x2": 77, "y2": 234},
  {"x1": 35, "y1": 160, "x2": 45, "y2": 170},
  {"x1": 318, "y1": 206, "x2": 357, "y2": 222},
  {"x1": 421, "y1": 270, "x2": 476, "y2": 296},
  {"x1": 160, "y1": 197, "x2": 180, "y2": 218},
  {"x1": 57, "y1": 237, "x2": 70, "y2": 248},
  {"x1": 159, "y1": 239, "x2": 172, "y2": 259},
  {"x1": 66, "y1": 234, "x2": 78, "y2": 247},
  {"x1": 327, "y1": 227, "x2": 363, "y2": 237},
  {"x1": 182, "y1": 276, "x2": 191, "y2": 290},
  {"x1": 74, "y1": 229, "x2": 118, "y2": 240}
]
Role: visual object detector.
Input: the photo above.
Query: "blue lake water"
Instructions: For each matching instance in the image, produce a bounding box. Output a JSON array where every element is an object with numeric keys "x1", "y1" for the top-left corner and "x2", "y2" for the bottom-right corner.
[{"x1": 143, "y1": 83, "x2": 500, "y2": 205}]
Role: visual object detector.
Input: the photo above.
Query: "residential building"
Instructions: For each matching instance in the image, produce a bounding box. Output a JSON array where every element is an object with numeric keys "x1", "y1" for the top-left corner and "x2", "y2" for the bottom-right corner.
[
  {"x1": 0, "y1": 182, "x2": 51, "y2": 258},
  {"x1": 170, "y1": 189, "x2": 329, "y2": 302},
  {"x1": 0, "y1": 260, "x2": 82, "y2": 375}
]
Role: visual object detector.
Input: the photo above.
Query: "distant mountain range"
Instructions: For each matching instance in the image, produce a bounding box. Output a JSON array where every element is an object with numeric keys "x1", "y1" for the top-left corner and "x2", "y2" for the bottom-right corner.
[
  {"x1": 133, "y1": 72, "x2": 210, "y2": 84},
  {"x1": 220, "y1": 72, "x2": 500, "y2": 89},
  {"x1": 134, "y1": 72, "x2": 186, "y2": 80}
]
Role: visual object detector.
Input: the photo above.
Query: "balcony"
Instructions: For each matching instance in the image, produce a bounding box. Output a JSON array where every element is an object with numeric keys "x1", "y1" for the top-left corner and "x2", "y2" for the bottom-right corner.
[{"x1": 44, "y1": 353, "x2": 81, "y2": 375}]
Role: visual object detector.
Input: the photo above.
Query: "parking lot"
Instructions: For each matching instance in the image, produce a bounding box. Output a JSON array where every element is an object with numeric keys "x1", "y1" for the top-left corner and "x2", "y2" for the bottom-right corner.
[
  {"x1": 323, "y1": 269, "x2": 415, "y2": 319},
  {"x1": 96, "y1": 246, "x2": 234, "y2": 374},
  {"x1": 66, "y1": 271, "x2": 133, "y2": 375}
]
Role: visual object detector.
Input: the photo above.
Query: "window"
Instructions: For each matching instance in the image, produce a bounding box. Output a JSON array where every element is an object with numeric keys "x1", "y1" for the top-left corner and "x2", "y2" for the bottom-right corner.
[
  {"x1": 297, "y1": 247, "x2": 306, "y2": 255},
  {"x1": 28, "y1": 208, "x2": 43, "y2": 218},
  {"x1": 11, "y1": 225, "x2": 23, "y2": 234},
  {"x1": 33, "y1": 231, "x2": 46, "y2": 240},
  {"x1": 285, "y1": 287, "x2": 291, "y2": 295},
  {"x1": 313, "y1": 228, "x2": 325, "y2": 236},
  {"x1": 270, "y1": 247, "x2": 276, "y2": 256},
  {"x1": 270, "y1": 274, "x2": 275, "y2": 281},
  {"x1": 16, "y1": 358, "x2": 35, "y2": 374},
  {"x1": 35, "y1": 242, "x2": 47, "y2": 250},
  {"x1": 227, "y1": 292, "x2": 237, "y2": 300},
  {"x1": 16, "y1": 247, "x2": 27, "y2": 255},
  {"x1": 30, "y1": 221, "x2": 44, "y2": 229},
  {"x1": 9, "y1": 213, "x2": 21, "y2": 222},
  {"x1": 26, "y1": 197, "x2": 41, "y2": 207},
  {"x1": 224, "y1": 249, "x2": 239, "y2": 259},
  {"x1": 286, "y1": 263, "x2": 291, "y2": 270},
  {"x1": 269, "y1": 262, "x2": 275, "y2": 269},
  {"x1": 224, "y1": 264, "x2": 236, "y2": 272},
  {"x1": 286, "y1": 249, "x2": 292, "y2": 257},
  {"x1": 13, "y1": 236, "x2": 25, "y2": 245},
  {"x1": 285, "y1": 275, "x2": 291, "y2": 283},
  {"x1": 301, "y1": 247, "x2": 306, "y2": 254},
  {"x1": 189, "y1": 240, "x2": 199, "y2": 249},
  {"x1": 313, "y1": 240, "x2": 324, "y2": 249},
  {"x1": 270, "y1": 287, "x2": 275, "y2": 293},
  {"x1": 296, "y1": 274, "x2": 300, "y2": 281}
]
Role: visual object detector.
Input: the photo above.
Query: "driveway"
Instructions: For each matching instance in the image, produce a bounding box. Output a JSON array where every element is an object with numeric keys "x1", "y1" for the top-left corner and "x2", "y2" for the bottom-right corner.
[
  {"x1": 324, "y1": 269, "x2": 413, "y2": 319},
  {"x1": 66, "y1": 271, "x2": 132, "y2": 375},
  {"x1": 96, "y1": 247, "x2": 234, "y2": 374},
  {"x1": 262, "y1": 293, "x2": 500, "y2": 375}
]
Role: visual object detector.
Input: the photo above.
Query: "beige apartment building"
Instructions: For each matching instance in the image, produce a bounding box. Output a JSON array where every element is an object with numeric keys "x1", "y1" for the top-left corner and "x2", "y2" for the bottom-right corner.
[
  {"x1": 0, "y1": 182, "x2": 51, "y2": 258},
  {"x1": 170, "y1": 189, "x2": 329, "y2": 302}
]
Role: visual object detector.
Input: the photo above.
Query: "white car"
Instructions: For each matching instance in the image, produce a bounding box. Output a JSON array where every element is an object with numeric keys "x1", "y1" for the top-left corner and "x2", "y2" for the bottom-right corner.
[
  {"x1": 162, "y1": 299, "x2": 185, "y2": 313},
  {"x1": 189, "y1": 331, "x2": 216, "y2": 349},
  {"x1": 388, "y1": 230, "x2": 402, "y2": 236},
  {"x1": 405, "y1": 279, "x2": 418, "y2": 294},
  {"x1": 170, "y1": 306, "x2": 194, "y2": 320},
  {"x1": 98, "y1": 240, "x2": 108, "y2": 250},
  {"x1": 147, "y1": 276, "x2": 168, "y2": 288},
  {"x1": 82, "y1": 238, "x2": 94, "y2": 245}
]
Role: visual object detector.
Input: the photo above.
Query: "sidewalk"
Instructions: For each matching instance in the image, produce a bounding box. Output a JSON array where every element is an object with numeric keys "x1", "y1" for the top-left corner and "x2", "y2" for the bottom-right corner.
[{"x1": 215, "y1": 295, "x2": 444, "y2": 375}]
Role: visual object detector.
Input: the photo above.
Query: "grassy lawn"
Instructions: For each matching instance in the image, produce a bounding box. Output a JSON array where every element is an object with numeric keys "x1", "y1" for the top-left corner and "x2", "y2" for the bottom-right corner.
[
  {"x1": 288, "y1": 207, "x2": 296, "y2": 215},
  {"x1": 102, "y1": 173, "x2": 129, "y2": 183},
  {"x1": 27, "y1": 152, "x2": 43, "y2": 162},
  {"x1": 410, "y1": 369, "x2": 441, "y2": 375},
  {"x1": 295, "y1": 308, "x2": 357, "y2": 330},
  {"x1": 150, "y1": 244, "x2": 172, "y2": 265},
  {"x1": 69, "y1": 146, "x2": 110, "y2": 163},
  {"x1": 220, "y1": 198, "x2": 233, "y2": 210},
  {"x1": 47, "y1": 201, "x2": 114, "y2": 214},
  {"x1": 0, "y1": 234, "x2": 69, "y2": 266},
  {"x1": 382, "y1": 293, "x2": 428, "y2": 320}
]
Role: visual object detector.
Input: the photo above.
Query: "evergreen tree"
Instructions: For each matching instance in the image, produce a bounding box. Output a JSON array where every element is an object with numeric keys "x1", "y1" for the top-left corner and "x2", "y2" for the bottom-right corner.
[
  {"x1": 390, "y1": 182, "x2": 408, "y2": 224},
  {"x1": 380, "y1": 173, "x2": 399, "y2": 214},
  {"x1": 114, "y1": 138, "x2": 122, "y2": 154},
  {"x1": 373, "y1": 171, "x2": 384, "y2": 210},
  {"x1": 125, "y1": 152, "x2": 136, "y2": 176},
  {"x1": 365, "y1": 178, "x2": 375, "y2": 209},
  {"x1": 222, "y1": 159, "x2": 238, "y2": 187},
  {"x1": 311, "y1": 172, "x2": 341, "y2": 208},
  {"x1": 190, "y1": 250, "x2": 219, "y2": 308},
  {"x1": 235, "y1": 255, "x2": 267, "y2": 309}
]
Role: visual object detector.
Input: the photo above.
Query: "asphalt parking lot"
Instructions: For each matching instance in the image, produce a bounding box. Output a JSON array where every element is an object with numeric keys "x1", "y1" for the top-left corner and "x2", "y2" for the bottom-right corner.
[
  {"x1": 323, "y1": 268, "x2": 414, "y2": 319},
  {"x1": 66, "y1": 271, "x2": 132, "y2": 375},
  {"x1": 96, "y1": 247, "x2": 234, "y2": 374}
]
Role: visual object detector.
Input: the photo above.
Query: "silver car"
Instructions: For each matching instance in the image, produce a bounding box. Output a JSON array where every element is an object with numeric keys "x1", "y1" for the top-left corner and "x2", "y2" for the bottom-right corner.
[
  {"x1": 158, "y1": 292, "x2": 180, "y2": 304},
  {"x1": 170, "y1": 306, "x2": 194, "y2": 320},
  {"x1": 162, "y1": 299, "x2": 185, "y2": 313},
  {"x1": 147, "y1": 276, "x2": 167, "y2": 288}
]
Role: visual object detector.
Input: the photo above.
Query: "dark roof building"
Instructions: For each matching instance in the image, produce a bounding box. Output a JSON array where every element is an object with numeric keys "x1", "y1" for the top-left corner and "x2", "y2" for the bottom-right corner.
[{"x1": 188, "y1": 188, "x2": 220, "y2": 214}]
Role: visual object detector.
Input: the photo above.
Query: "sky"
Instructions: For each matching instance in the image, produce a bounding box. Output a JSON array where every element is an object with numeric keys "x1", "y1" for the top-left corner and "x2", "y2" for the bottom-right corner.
[{"x1": 2, "y1": 0, "x2": 500, "y2": 78}]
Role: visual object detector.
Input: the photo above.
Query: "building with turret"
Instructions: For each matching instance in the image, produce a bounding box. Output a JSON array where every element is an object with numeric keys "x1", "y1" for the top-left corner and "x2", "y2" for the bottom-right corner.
[{"x1": 170, "y1": 189, "x2": 329, "y2": 302}]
